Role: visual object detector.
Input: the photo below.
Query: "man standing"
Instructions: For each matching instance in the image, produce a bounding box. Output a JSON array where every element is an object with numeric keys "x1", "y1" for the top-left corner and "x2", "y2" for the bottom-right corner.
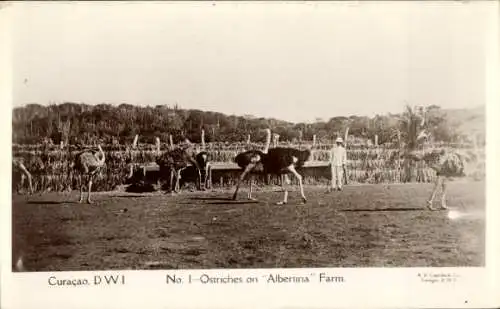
[{"x1": 328, "y1": 137, "x2": 347, "y2": 192}]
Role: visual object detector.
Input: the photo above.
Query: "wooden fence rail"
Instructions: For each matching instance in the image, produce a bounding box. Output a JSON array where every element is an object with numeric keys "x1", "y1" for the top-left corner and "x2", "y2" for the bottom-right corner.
[{"x1": 11, "y1": 145, "x2": 485, "y2": 193}]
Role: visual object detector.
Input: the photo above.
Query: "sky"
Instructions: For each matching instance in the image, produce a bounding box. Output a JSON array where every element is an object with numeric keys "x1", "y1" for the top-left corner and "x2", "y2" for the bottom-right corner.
[{"x1": 10, "y1": 1, "x2": 494, "y2": 123}]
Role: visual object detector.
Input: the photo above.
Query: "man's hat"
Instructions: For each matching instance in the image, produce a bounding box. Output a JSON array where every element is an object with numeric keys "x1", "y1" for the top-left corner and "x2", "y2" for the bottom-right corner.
[{"x1": 335, "y1": 137, "x2": 344, "y2": 143}]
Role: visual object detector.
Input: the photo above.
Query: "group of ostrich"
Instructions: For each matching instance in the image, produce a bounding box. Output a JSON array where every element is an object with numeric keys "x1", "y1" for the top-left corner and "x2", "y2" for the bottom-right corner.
[
  {"x1": 127, "y1": 128, "x2": 311, "y2": 205},
  {"x1": 12, "y1": 127, "x2": 478, "y2": 210}
]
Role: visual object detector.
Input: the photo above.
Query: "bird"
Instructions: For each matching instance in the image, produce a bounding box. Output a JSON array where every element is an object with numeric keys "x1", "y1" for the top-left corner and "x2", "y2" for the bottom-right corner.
[
  {"x1": 232, "y1": 129, "x2": 312, "y2": 204},
  {"x1": 198, "y1": 151, "x2": 212, "y2": 190},
  {"x1": 403, "y1": 133, "x2": 479, "y2": 210},
  {"x1": 73, "y1": 145, "x2": 106, "y2": 204},
  {"x1": 191, "y1": 129, "x2": 212, "y2": 190},
  {"x1": 12, "y1": 158, "x2": 34, "y2": 195},
  {"x1": 179, "y1": 151, "x2": 211, "y2": 191},
  {"x1": 263, "y1": 146, "x2": 311, "y2": 204},
  {"x1": 156, "y1": 139, "x2": 202, "y2": 193},
  {"x1": 231, "y1": 128, "x2": 271, "y2": 201}
]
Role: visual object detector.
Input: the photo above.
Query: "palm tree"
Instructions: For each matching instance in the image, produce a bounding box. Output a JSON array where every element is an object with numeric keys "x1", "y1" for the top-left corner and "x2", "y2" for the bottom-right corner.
[
  {"x1": 399, "y1": 105, "x2": 425, "y2": 149},
  {"x1": 398, "y1": 105, "x2": 426, "y2": 182}
]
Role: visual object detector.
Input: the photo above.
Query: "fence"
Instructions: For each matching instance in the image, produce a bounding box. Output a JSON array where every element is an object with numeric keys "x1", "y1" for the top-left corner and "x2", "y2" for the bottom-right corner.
[{"x1": 11, "y1": 142, "x2": 485, "y2": 193}]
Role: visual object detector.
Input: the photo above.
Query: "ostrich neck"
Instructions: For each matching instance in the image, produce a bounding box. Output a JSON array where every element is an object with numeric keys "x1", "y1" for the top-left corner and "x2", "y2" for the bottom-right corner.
[
  {"x1": 263, "y1": 130, "x2": 271, "y2": 154},
  {"x1": 127, "y1": 164, "x2": 134, "y2": 178},
  {"x1": 97, "y1": 148, "x2": 105, "y2": 165}
]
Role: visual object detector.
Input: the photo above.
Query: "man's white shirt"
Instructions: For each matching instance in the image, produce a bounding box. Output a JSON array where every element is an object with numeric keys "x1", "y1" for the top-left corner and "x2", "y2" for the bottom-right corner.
[{"x1": 330, "y1": 146, "x2": 347, "y2": 166}]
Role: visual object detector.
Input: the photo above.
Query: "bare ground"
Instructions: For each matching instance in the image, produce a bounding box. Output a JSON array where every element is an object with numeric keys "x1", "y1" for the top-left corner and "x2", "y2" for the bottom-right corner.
[{"x1": 12, "y1": 181, "x2": 485, "y2": 271}]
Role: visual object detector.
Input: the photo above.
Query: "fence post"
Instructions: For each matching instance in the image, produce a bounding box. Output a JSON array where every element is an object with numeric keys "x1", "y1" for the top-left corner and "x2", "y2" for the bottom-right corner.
[
  {"x1": 344, "y1": 127, "x2": 349, "y2": 185},
  {"x1": 201, "y1": 129, "x2": 206, "y2": 150},
  {"x1": 312, "y1": 135, "x2": 317, "y2": 160},
  {"x1": 273, "y1": 133, "x2": 280, "y2": 147},
  {"x1": 155, "y1": 137, "x2": 161, "y2": 154},
  {"x1": 132, "y1": 134, "x2": 139, "y2": 149}
]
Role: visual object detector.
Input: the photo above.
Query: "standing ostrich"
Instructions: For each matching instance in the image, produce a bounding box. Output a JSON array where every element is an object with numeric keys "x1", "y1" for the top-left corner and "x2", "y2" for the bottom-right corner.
[
  {"x1": 156, "y1": 140, "x2": 202, "y2": 193},
  {"x1": 231, "y1": 128, "x2": 271, "y2": 200},
  {"x1": 232, "y1": 129, "x2": 312, "y2": 204},
  {"x1": 74, "y1": 145, "x2": 106, "y2": 204},
  {"x1": 403, "y1": 131, "x2": 479, "y2": 210},
  {"x1": 12, "y1": 158, "x2": 34, "y2": 194},
  {"x1": 178, "y1": 151, "x2": 211, "y2": 191},
  {"x1": 196, "y1": 129, "x2": 212, "y2": 190}
]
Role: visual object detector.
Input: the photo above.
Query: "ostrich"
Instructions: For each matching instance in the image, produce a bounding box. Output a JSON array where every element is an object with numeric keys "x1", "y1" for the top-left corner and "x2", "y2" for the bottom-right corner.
[
  {"x1": 232, "y1": 129, "x2": 312, "y2": 204},
  {"x1": 178, "y1": 151, "x2": 211, "y2": 191},
  {"x1": 195, "y1": 129, "x2": 212, "y2": 190},
  {"x1": 12, "y1": 158, "x2": 34, "y2": 194},
  {"x1": 73, "y1": 145, "x2": 106, "y2": 204},
  {"x1": 403, "y1": 132, "x2": 479, "y2": 210},
  {"x1": 231, "y1": 128, "x2": 271, "y2": 201},
  {"x1": 156, "y1": 140, "x2": 202, "y2": 193}
]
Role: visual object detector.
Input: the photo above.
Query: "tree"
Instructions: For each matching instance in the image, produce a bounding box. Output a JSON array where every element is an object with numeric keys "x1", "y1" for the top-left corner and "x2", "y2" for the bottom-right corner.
[
  {"x1": 398, "y1": 105, "x2": 427, "y2": 182},
  {"x1": 11, "y1": 102, "x2": 474, "y2": 147}
]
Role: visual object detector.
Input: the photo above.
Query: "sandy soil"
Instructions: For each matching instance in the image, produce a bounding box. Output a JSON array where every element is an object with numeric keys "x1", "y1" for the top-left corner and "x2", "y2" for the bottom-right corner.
[{"x1": 11, "y1": 181, "x2": 485, "y2": 271}]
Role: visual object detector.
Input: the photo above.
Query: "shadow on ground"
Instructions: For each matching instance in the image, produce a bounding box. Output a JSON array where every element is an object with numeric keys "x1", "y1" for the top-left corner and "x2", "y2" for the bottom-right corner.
[
  {"x1": 340, "y1": 207, "x2": 424, "y2": 212},
  {"x1": 11, "y1": 182, "x2": 486, "y2": 271}
]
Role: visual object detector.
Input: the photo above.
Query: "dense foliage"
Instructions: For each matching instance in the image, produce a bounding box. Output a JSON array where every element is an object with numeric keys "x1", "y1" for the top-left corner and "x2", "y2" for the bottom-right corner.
[
  {"x1": 11, "y1": 102, "x2": 485, "y2": 193},
  {"x1": 12, "y1": 102, "x2": 482, "y2": 146}
]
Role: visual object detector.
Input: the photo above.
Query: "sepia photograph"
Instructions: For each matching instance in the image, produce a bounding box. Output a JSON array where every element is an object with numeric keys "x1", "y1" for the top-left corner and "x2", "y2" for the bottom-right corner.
[
  {"x1": 8, "y1": 0, "x2": 489, "y2": 271},
  {"x1": 2, "y1": 1, "x2": 499, "y2": 308}
]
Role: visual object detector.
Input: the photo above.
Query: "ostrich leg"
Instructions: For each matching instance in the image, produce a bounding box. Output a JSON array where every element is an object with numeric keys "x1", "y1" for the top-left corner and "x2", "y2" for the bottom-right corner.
[
  {"x1": 285, "y1": 165, "x2": 307, "y2": 204},
  {"x1": 427, "y1": 176, "x2": 442, "y2": 210},
  {"x1": 87, "y1": 177, "x2": 93, "y2": 204},
  {"x1": 78, "y1": 174, "x2": 84, "y2": 203},
  {"x1": 197, "y1": 168, "x2": 202, "y2": 191},
  {"x1": 19, "y1": 163, "x2": 33, "y2": 194},
  {"x1": 232, "y1": 163, "x2": 254, "y2": 200},
  {"x1": 207, "y1": 165, "x2": 212, "y2": 189},
  {"x1": 169, "y1": 168, "x2": 176, "y2": 193},
  {"x1": 175, "y1": 169, "x2": 182, "y2": 193},
  {"x1": 203, "y1": 165, "x2": 210, "y2": 189},
  {"x1": 196, "y1": 167, "x2": 203, "y2": 191},
  {"x1": 174, "y1": 167, "x2": 187, "y2": 193},
  {"x1": 276, "y1": 175, "x2": 289, "y2": 205},
  {"x1": 202, "y1": 166, "x2": 208, "y2": 190},
  {"x1": 440, "y1": 178, "x2": 448, "y2": 210},
  {"x1": 247, "y1": 175, "x2": 257, "y2": 201},
  {"x1": 188, "y1": 157, "x2": 202, "y2": 191}
]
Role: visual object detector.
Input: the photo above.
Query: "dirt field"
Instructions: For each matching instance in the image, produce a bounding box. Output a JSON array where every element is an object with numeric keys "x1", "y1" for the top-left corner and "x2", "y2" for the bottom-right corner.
[{"x1": 12, "y1": 181, "x2": 485, "y2": 271}]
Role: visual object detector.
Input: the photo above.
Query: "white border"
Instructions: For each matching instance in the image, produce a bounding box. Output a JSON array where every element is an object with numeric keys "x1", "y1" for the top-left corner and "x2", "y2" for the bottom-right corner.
[{"x1": 2, "y1": 2, "x2": 499, "y2": 309}]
